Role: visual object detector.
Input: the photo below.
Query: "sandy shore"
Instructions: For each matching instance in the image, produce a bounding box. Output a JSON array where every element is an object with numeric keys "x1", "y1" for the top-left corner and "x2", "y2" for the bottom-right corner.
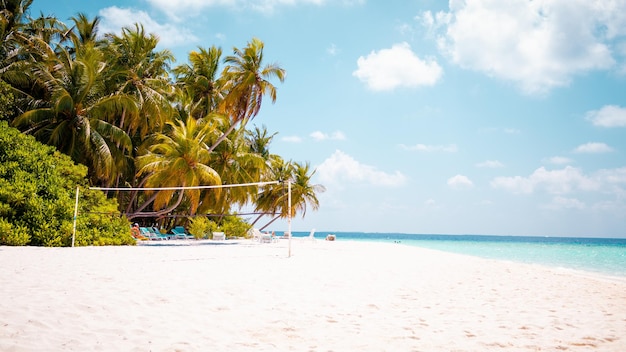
[{"x1": 1, "y1": 239, "x2": 625, "y2": 351}]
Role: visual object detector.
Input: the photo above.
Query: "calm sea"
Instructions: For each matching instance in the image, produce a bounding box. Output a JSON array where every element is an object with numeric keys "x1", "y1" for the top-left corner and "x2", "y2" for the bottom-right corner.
[{"x1": 290, "y1": 232, "x2": 626, "y2": 278}]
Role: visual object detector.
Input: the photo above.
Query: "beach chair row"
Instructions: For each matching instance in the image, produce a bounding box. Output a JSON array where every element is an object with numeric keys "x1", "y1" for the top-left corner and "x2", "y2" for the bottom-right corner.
[
  {"x1": 139, "y1": 226, "x2": 226, "y2": 240},
  {"x1": 138, "y1": 226, "x2": 171, "y2": 240}
]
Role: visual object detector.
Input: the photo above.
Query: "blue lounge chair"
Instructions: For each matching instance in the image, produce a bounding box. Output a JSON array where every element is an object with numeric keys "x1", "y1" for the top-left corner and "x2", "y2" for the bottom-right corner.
[
  {"x1": 140, "y1": 227, "x2": 167, "y2": 240},
  {"x1": 147, "y1": 227, "x2": 169, "y2": 240},
  {"x1": 171, "y1": 226, "x2": 194, "y2": 240},
  {"x1": 151, "y1": 227, "x2": 170, "y2": 240}
]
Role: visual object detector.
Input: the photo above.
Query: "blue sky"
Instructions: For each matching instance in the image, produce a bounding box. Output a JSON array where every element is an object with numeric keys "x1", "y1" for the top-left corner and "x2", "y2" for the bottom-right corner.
[{"x1": 32, "y1": 0, "x2": 626, "y2": 237}]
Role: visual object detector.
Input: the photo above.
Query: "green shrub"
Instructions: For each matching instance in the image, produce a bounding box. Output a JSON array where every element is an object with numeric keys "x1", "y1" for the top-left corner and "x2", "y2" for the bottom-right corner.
[
  {"x1": 0, "y1": 122, "x2": 133, "y2": 246},
  {"x1": 219, "y1": 216, "x2": 251, "y2": 238},
  {"x1": 0, "y1": 218, "x2": 30, "y2": 246},
  {"x1": 188, "y1": 217, "x2": 217, "y2": 239},
  {"x1": 0, "y1": 80, "x2": 15, "y2": 122}
]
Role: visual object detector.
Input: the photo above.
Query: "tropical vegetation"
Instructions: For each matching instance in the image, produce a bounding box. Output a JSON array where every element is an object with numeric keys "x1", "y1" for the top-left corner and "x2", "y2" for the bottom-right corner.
[
  {"x1": 0, "y1": 0, "x2": 325, "y2": 245},
  {"x1": 0, "y1": 121, "x2": 133, "y2": 246}
]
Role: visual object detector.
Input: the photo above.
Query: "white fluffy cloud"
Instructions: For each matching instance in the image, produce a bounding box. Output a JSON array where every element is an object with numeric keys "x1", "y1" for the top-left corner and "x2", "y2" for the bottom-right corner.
[
  {"x1": 353, "y1": 42, "x2": 443, "y2": 91},
  {"x1": 595, "y1": 167, "x2": 626, "y2": 195},
  {"x1": 447, "y1": 174, "x2": 474, "y2": 189},
  {"x1": 543, "y1": 196, "x2": 586, "y2": 210},
  {"x1": 99, "y1": 7, "x2": 198, "y2": 47},
  {"x1": 491, "y1": 166, "x2": 600, "y2": 194},
  {"x1": 574, "y1": 142, "x2": 613, "y2": 154},
  {"x1": 586, "y1": 105, "x2": 626, "y2": 127},
  {"x1": 316, "y1": 150, "x2": 407, "y2": 187},
  {"x1": 310, "y1": 131, "x2": 346, "y2": 141},
  {"x1": 493, "y1": 167, "x2": 626, "y2": 214},
  {"x1": 422, "y1": 0, "x2": 626, "y2": 94}
]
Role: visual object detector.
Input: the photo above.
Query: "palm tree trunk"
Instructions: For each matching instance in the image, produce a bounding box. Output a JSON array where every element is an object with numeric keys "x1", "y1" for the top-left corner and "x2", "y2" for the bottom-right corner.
[
  {"x1": 124, "y1": 174, "x2": 150, "y2": 214},
  {"x1": 131, "y1": 191, "x2": 158, "y2": 214},
  {"x1": 259, "y1": 214, "x2": 280, "y2": 232},
  {"x1": 206, "y1": 118, "x2": 241, "y2": 153},
  {"x1": 249, "y1": 212, "x2": 275, "y2": 227},
  {"x1": 127, "y1": 189, "x2": 185, "y2": 220}
]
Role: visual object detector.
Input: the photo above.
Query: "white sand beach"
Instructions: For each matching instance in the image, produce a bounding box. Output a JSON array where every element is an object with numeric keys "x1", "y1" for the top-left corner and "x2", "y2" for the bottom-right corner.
[{"x1": 1, "y1": 240, "x2": 625, "y2": 351}]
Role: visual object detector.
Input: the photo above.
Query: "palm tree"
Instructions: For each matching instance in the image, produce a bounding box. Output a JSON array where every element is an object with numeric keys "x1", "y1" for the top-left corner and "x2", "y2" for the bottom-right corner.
[
  {"x1": 209, "y1": 38, "x2": 285, "y2": 152},
  {"x1": 253, "y1": 156, "x2": 292, "y2": 226},
  {"x1": 172, "y1": 46, "x2": 223, "y2": 120},
  {"x1": 1, "y1": 6, "x2": 66, "y2": 112},
  {"x1": 198, "y1": 125, "x2": 266, "y2": 216},
  {"x1": 0, "y1": 0, "x2": 34, "y2": 63},
  {"x1": 246, "y1": 124, "x2": 277, "y2": 160},
  {"x1": 64, "y1": 13, "x2": 106, "y2": 51},
  {"x1": 253, "y1": 159, "x2": 325, "y2": 230},
  {"x1": 289, "y1": 161, "x2": 325, "y2": 218},
  {"x1": 104, "y1": 23, "x2": 174, "y2": 139},
  {"x1": 132, "y1": 118, "x2": 221, "y2": 219},
  {"x1": 12, "y1": 43, "x2": 137, "y2": 184}
]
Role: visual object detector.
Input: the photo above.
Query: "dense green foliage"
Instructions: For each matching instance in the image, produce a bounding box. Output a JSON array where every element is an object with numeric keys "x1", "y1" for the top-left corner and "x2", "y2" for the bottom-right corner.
[
  {"x1": 219, "y1": 216, "x2": 253, "y2": 238},
  {"x1": 0, "y1": 217, "x2": 29, "y2": 245},
  {"x1": 0, "y1": 80, "x2": 15, "y2": 122},
  {"x1": 188, "y1": 216, "x2": 251, "y2": 239},
  {"x1": 0, "y1": 121, "x2": 134, "y2": 246},
  {"x1": 188, "y1": 217, "x2": 218, "y2": 239},
  {"x1": 0, "y1": 0, "x2": 325, "y2": 242}
]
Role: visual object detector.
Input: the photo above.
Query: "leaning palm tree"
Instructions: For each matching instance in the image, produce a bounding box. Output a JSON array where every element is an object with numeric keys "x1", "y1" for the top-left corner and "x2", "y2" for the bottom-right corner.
[
  {"x1": 253, "y1": 156, "x2": 292, "y2": 227},
  {"x1": 209, "y1": 37, "x2": 285, "y2": 152},
  {"x1": 131, "y1": 118, "x2": 222, "y2": 220},
  {"x1": 197, "y1": 125, "x2": 266, "y2": 216},
  {"x1": 253, "y1": 158, "x2": 325, "y2": 230},
  {"x1": 288, "y1": 161, "x2": 325, "y2": 218}
]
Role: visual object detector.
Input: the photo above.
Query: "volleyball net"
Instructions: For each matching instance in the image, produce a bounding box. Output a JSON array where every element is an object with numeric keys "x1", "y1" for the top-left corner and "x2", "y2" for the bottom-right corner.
[{"x1": 73, "y1": 180, "x2": 294, "y2": 255}]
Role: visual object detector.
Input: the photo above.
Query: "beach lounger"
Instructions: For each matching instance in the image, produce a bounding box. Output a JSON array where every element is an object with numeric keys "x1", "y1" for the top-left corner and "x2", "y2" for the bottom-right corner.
[
  {"x1": 139, "y1": 227, "x2": 157, "y2": 240},
  {"x1": 139, "y1": 227, "x2": 168, "y2": 240},
  {"x1": 260, "y1": 230, "x2": 276, "y2": 243},
  {"x1": 150, "y1": 227, "x2": 170, "y2": 240},
  {"x1": 251, "y1": 228, "x2": 263, "y2": 242},
  {"x1": 171, "y1": 226, "x2": 194, "y2": 240},
  {"x1": 261, "y1": 233, "x2": 272, "y2": 243},
  {"x1": 251, "y1": 228, "x2": 273, "y2": 243},
  {"x1": 148, "y1": 227, "x2": 169, "y2": 240}
]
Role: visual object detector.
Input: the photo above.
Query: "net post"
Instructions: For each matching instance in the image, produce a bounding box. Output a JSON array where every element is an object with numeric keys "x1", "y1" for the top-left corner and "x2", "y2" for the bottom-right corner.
[
  {"x1": 72, "y1": 186, "x2": 79, "y2": 247},
  {"x1": 288, "y1": 180, "x2": 292, "y2": 258}
]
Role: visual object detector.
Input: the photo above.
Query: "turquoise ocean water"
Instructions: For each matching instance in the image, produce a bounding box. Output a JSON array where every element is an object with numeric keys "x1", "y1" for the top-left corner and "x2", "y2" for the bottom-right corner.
[{"x1": 290, "y1": 232, "x2": 626, "y2": 278}]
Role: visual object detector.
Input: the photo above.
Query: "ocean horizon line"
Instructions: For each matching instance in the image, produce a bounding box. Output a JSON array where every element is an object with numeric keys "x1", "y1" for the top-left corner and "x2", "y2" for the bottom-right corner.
[{"x1": 288, "y1": 231, "x2": 626, "y2": 241}]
